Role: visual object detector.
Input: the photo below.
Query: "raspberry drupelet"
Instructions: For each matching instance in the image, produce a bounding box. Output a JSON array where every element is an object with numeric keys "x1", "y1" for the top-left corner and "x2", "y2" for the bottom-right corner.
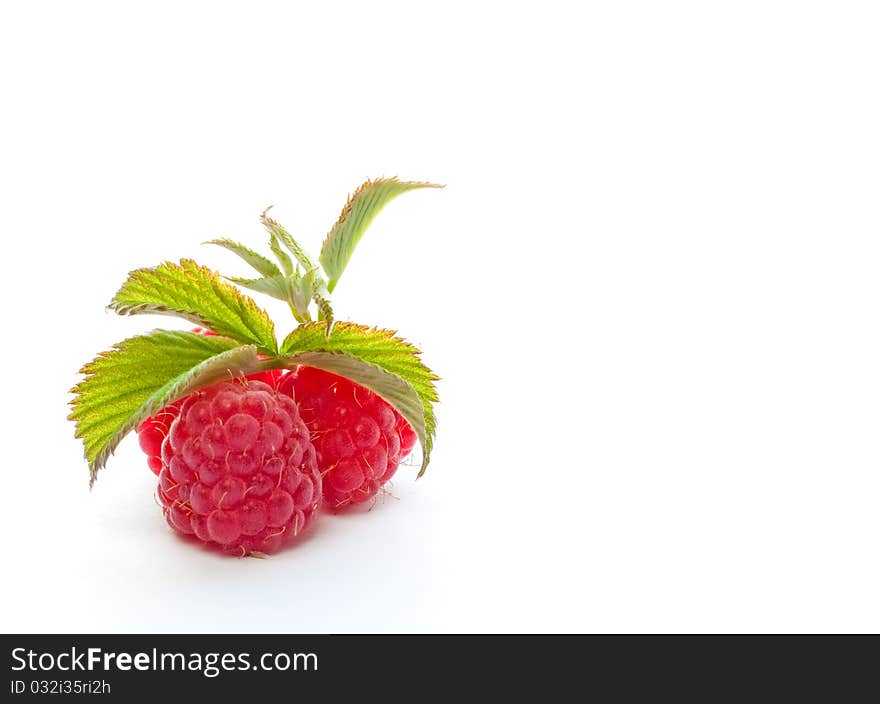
[
  {"x1": 136, "y1": 326, "x2": 287, "y2": 475},
  {"x1": 279, "y1": 366, "x2": 418, "y2": 510},
  {"x1": 157, "y1": 379, "x2": 321, "y2": 555}
]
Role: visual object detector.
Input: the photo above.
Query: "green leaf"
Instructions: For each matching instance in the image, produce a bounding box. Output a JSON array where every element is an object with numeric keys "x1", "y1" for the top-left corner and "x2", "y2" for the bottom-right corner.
[
  {"x1": 267, "y1": 230, "x2": 293, "y2": 276},
  {"x1": 319, "y1": 177, "x2": 443, "y2": 291},
  {"x1": 226, "y1": 272, "x2": 316, "y2": 325},
  {"x1": 281, "y1": 322, "x2": 438, "y2": 474},
  {"x1": 205, "y1": 239, "x2": 281, "y2": 278},
  {"x1": 69, "y1": 331, "x2": 262, "y2": 484},
  {"x1": 226, "y1": 274, "x2": 290, "y2": 301},
  {"x1": 258, "y1": 208, "x2": 333, "y2": 326},
  {"x1": 109, "y1": 259, "x2": 278, "y2": 353},
  {"x1": 285, "y1": 350, "x2": 429, "y2": 473},
  {"x1": 290, "y1": 269, "x2": 316, "y2": 320},
  {"x1": 261, "y1": 207, "x2": 316, "y2": 271}
]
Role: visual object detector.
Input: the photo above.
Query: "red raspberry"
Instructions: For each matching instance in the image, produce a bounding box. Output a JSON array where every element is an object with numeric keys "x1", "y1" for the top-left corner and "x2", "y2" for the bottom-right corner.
[
  {"x1": 138, "y1": 402, "x2": 183, "y2": 474},
  {"x1": 136, "y1": 327, "x2": 287, "y2": 475},
  {"x1": 157, "y1": 379, "x2": 321, "y2": 555},
  {"x1": 278, "y1": 366, "x2": 418, "y2": 510}
]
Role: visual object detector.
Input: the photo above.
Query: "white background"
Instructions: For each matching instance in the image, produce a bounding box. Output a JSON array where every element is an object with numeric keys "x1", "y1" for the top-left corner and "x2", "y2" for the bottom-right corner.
[{"x1": 1, "y1": 1, "x2": 879, "y2": 633}]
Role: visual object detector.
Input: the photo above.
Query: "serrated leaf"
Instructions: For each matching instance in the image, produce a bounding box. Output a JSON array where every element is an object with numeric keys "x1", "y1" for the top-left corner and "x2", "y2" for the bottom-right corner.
[
  {"x1": 319, "y1": 177, "x2": 443, "y2": 291},
  {"x1": 109, "y1": 259, "x2": 278, "y2": 353},
  {"x1": 285, "y1": 350, "x2": 429, "y2": 473},
  {"x1": 227, "y1": 272, "x2": 316, "y2": 325},
  {"x1": 69, "y1": 331, "x2": 262, "y2": 484},
  {"x1": 205, "y1": 239, "x2": 281, "y2": 278},
  {"x1": 267, "y1": 231, "x2": 294, "y2": 275},
  {"x1": 290, "y1": 269, "x2": 316, "y2": 320},
  {"x1": 261, "y1": 208, "x2": 316, "y2": 271},
  {"x1": 281, "y1": 322, "x2": 438, "y2": 474},
  {"x1": 257, "y1": 208, "x2": 333, "y2": 327},
  {"x1": 226, "y1": 274, "x2": 290, "y2": 301}
]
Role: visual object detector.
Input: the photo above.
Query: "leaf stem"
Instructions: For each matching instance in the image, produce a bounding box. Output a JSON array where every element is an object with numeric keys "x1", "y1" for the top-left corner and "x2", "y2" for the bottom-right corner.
[{"x1": 287, "y1": 300, "x2": 309, "y2": 325}]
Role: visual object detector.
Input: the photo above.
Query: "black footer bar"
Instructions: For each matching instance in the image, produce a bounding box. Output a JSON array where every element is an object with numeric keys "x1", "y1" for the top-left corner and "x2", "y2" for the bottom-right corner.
[{"x1": 2, "y1": 634, "x2": 876, "y2": 699}]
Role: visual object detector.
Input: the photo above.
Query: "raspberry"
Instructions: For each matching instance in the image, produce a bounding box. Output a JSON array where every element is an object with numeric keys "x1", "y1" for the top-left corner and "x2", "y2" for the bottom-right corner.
[
  {"x1": 278, "y1": 366, "x2": 418, "y2": 510},
  {"x1": 136, "y1": 327, "x2": 287, "y2": 475},
  {"x1": 137, "y1": 401, "x2": 183, "y2": 474},
  {"x1": 157, "y1": 379, "x2": 321, "y2": 555}
]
